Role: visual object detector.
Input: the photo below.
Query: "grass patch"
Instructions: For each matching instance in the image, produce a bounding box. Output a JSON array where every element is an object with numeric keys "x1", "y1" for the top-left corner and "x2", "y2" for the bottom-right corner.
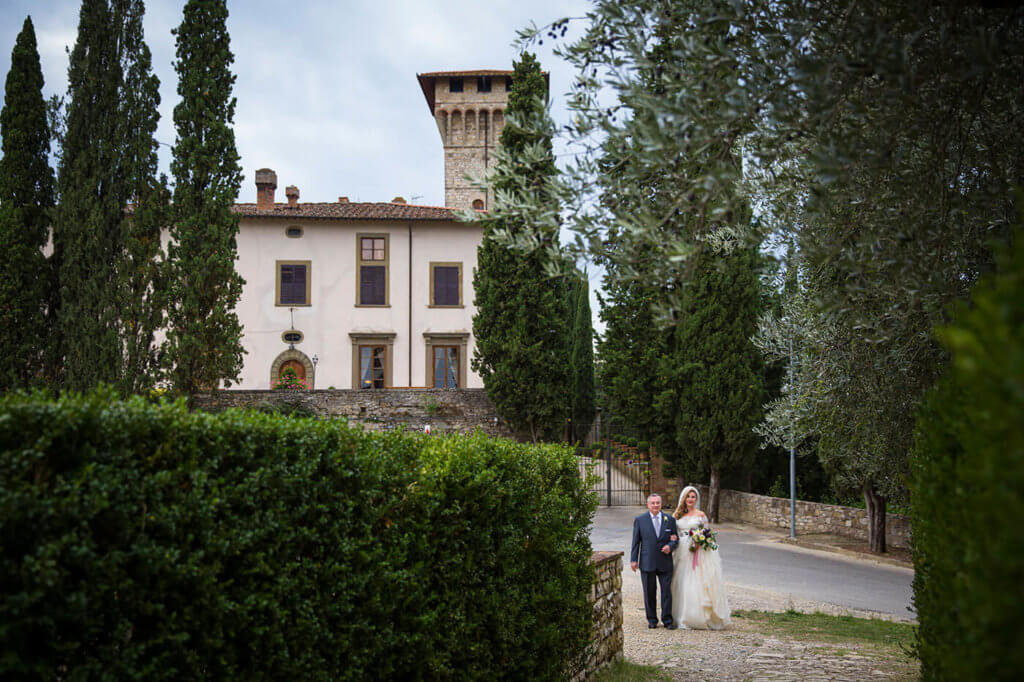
[
  {"x1": 733, "y1": 610, "x2": 914, "y2": 650},
  {"x1": 591, "y1": 659, "x2": 672, "y2": 682}
]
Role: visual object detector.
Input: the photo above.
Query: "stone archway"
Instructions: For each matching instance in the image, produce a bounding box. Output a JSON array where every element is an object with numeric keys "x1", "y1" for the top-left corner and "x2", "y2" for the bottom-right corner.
[{"x1": 270, "y1": 349, "x2": 314, "y2": 388}]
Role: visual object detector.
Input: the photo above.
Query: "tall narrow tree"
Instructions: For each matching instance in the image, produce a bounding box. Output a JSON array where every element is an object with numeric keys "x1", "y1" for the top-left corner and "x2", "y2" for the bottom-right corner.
[
  {"x1": 595, "y1": 276, "x2": 667, "y2": 441},
  {"x1": 52, "y1": 0, "x2": 123, "y2": 390},
  {"x1": 0, "y1": 16, "x2": 54, "y2": 390},
  {"x1": 655, "y1": 244, "x2": 767, "y2": 522},
  {"x1": 118, "y1": 0, "x2": 169, "y2": 395},
  {"x1": 569, "y1": 273, "x2": 595, "y2": 442},
  {"x1": 471, "y1": 52, "x2": 569, "y2": 441},
  {"x1": 51, "y1": 0, "x2": 166, "y2": 394},
  {"x1": 164, "y1": 0, "x2": 245, "y2": 398}
]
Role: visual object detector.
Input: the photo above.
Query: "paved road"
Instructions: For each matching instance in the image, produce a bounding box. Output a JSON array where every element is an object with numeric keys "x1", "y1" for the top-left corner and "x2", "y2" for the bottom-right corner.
[{"x1": 591, "y1": 506, "x2": 915, "y2": 619}]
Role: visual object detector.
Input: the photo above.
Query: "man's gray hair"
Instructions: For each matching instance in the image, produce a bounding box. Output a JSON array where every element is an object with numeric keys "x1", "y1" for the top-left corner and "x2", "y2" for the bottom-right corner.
[{"x1": 647, "y1": 493, "x2": 662, "y2": 502}]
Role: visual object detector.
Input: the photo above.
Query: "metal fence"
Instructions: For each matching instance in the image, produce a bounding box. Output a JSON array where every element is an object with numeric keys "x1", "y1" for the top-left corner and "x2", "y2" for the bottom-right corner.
[{"x1": 577, "y1": 411, "x2": 651, "y2": 506}]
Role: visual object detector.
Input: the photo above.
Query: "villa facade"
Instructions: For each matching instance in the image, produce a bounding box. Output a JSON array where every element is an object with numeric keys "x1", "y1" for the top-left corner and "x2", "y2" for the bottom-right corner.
[{"x1": 230, "y1": 69, "x2": 516, "y2": 390}]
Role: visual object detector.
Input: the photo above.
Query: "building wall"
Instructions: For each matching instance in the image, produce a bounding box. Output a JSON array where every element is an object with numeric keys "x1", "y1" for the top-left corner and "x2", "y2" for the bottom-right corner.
[{"x1": 233, "y1": 217, "x2": 483, "y2": 390}]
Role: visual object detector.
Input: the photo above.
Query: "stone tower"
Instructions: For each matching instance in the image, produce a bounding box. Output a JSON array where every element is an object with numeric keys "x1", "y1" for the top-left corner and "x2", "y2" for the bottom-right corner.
[{"x1": 417, "y1": 70, "x2": 513, "y2": 211}]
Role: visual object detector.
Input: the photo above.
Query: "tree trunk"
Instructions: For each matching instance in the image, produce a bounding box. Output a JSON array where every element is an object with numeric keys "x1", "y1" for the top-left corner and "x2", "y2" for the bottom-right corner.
[
  {"x1": 708, "y1": 467, "x2": 722, "y2": 523},
  {"x1": 863, "y1": 485, "x2": 887, "y2": 554}
]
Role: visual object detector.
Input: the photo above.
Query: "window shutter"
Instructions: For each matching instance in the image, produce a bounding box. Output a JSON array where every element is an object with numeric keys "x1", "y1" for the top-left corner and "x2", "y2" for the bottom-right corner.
[
  {"x1": 360, "y1": 266, "x2": 386, "y2": 305},
  {"x1": 280, "y1": 264, "x2": 307, "y2": 305},
  {"x1": 434, "y1": 266, "x2": 459, "y2": 306}
]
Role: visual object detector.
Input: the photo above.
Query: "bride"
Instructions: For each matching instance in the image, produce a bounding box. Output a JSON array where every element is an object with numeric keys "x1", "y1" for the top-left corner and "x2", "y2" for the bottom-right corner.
[{"x1": 670, "y1": 485, "x2": 731, "y2": 630}]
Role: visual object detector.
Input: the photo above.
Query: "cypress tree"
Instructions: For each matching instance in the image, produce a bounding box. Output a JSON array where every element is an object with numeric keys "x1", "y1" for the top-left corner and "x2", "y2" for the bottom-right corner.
[
  {"x1": 119, "y1": 0, "x2": 170, "y2": 395},
  {"x1": 595, "y1": 276, "x2": 667, "y2": 441},
  {"x1": 52, "y1": 0, "x2": 166, "y2": 393},
  {"x1": 164, "y1": 0, "x2": 245, "y2": 398},
  {"x1": 0, "y1": 16, "x2": 54, "y2": 390},
  {"x1": 53, "y1": 0, "x2": 123, "y2": 390},
  {"x1": 471, "y1": 52, "x2": 569, "y2": 442},
  {"x1": 654, "y1": 245, "x2": 767, "y2": 521},
  {"x1": 569, "y1": 273, "x2": 595, "y2": 442}
]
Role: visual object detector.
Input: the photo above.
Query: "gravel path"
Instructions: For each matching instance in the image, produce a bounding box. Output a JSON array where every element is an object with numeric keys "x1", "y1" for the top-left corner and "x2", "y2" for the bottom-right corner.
[{"x1": 619, "y1": 575, "x2": 918, "y2": 681}]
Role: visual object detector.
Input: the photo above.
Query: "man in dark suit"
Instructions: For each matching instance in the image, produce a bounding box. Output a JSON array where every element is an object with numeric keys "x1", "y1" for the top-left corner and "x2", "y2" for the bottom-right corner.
[{"x1": 630, "y1": 493, "x2": 679, "y2": 629}]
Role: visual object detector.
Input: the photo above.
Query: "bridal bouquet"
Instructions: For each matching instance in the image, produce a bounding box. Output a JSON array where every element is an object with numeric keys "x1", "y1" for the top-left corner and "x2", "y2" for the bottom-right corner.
[{"x1": 687, "y1": 525, "x2": 718, "y2": 553}]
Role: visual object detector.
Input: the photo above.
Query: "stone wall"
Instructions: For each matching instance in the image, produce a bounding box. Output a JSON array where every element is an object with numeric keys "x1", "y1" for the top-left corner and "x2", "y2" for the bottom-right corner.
[
  {"x1": 193, "y1": 388, "x2": 514, "y2": 438},
  {"x1": 694, "y1": 485, "x2": 912, "y2": 549},
  {"x1": 574, "y1": 551, "x2": 624, "y2": 681}
]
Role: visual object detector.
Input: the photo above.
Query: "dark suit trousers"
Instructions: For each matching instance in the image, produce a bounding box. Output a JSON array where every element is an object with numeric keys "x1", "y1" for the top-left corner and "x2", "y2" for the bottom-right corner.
[{"x1": 640, "y1": 569, "x2": 673, "y2": 626}]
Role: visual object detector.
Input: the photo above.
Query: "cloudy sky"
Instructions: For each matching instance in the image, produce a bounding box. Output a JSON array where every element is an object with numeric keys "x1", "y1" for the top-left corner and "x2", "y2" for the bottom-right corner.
[
  {"x1": 0, "y1": 0, "x2": 595, "y2": 204},
  {"x1": 1, "y1": 0, "x2": 608, "y2": 330}
]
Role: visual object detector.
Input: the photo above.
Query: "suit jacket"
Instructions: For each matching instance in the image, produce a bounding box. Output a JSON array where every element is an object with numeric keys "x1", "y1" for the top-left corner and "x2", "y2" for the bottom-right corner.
[{"x1": 630, "y1": 511, "x2": 678, "y2": 573}]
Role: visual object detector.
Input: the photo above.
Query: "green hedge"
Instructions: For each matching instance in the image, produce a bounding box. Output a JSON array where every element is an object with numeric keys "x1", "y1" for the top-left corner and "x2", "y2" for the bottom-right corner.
[
  {"x1": 910, "y1": 224, "x2": 1024, "y2": 680},
  {"x1": 0, "y1": 391, "x2": 596, "y2": 680}
]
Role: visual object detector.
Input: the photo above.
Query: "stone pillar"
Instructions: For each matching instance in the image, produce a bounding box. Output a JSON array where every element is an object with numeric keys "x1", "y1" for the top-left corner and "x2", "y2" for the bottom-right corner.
[{"x1": 573, "y1": 551, "x2": 624, "y2": 680}]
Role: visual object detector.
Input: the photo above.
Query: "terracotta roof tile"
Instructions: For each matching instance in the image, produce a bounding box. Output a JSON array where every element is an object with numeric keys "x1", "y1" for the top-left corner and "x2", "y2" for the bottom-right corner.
[{"x1": 233, "y1": 202, "x2": 460, "y2": 222}]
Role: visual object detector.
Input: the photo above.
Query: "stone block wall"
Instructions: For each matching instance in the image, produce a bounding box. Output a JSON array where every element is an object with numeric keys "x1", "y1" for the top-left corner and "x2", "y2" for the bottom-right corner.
[
  {"x1": 574, "y1": 551, "x2": 624, "y2": 681},
  {"x1": 694, "y1": 485, "x2": 912, "y2": 549},
  {"x1": 193, "y1": 388, "x2": 514, "y2": 438}
]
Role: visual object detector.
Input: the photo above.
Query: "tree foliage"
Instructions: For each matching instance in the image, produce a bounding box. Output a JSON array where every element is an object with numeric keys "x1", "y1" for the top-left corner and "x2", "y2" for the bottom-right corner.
[
  {"x1": 0, "y1": 17, "x2": 53, "y2": 390},
  {"x1": 506, "y1": 0, "x2": 1022, "y2": 545},
  {"x1": 655, "y1": 245, "x2": 767, "y2": 521},
  {"x1": 911, "y1": 217, "x2": 1024, "y2": 681},
  {"x1": 164, "y1": 0, "x2": 245, "y2": 399},
  {"x1": 51, "y1": 0, "x2": 167, "y2": 394},
  {"x1": 595, "y1": 276, "x2": 666, "y2": 443},
  {"x1": 469, "y1": 52, "x2": 570, "y2": 441},
  {"x1": 568, "y1": 273, "x2": 595, "y2": 441}
]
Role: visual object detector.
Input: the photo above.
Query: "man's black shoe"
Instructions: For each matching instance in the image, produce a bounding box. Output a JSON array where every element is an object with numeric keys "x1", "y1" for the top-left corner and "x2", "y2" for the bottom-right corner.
[
  {"x1": 664, "y1": 623, "x2": 677, "y2": 630},
  {"x1": 647, "y1": 623, "x2": 658, "y2": 629}
]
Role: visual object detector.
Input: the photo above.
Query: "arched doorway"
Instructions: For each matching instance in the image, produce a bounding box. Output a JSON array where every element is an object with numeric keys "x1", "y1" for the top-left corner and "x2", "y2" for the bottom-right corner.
[
  {"x1": 270, "y1": 349, "x2": 315, "y2": 389},
  {"x1": 279, "y1": 359, "x2": 306, "y2": 382}
]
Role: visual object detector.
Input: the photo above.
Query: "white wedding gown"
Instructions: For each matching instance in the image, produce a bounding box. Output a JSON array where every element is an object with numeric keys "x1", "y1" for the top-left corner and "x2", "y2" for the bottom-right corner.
[{"x1": 670, "y1": 514, "x2": 731, "y2": 630}]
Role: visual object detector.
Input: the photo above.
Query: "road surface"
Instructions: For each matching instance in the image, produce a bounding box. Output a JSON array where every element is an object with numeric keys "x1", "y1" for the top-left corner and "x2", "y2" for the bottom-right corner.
[{"x1": 591, "y1": 506, "x2": 915, "y2": 619}]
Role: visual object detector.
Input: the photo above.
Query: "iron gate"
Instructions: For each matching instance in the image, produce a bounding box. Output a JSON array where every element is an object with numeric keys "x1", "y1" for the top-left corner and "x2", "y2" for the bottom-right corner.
[{"x1": 577, "y1": 412, "x2": 651, "y2": 506}]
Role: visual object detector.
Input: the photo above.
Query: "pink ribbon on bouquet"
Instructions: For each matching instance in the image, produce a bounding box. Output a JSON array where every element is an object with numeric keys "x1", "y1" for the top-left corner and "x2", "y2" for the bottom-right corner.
[{"x1": 692, "y1": 548, "x2": 699, "y2": 570}]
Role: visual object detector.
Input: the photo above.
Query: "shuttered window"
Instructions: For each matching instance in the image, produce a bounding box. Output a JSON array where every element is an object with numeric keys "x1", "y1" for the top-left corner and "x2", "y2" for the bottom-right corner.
[
  {"x1": 360, "y1": 266, "x2": 386, "y2": 306},
  {"x1": 276, "y1": 261, "x2": 310, "y2": 306},
  {"x1": 357, "y1": 234, "x2": 388, "y2": 306},
  {"x1": 430, "y1": 263, "x2": 462, "y2": 306}
]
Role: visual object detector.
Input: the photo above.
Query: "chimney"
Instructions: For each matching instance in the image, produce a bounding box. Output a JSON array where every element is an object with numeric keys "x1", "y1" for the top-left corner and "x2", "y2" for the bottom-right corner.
[
  {"x1": 392, "y1": 196, "x2": 406, "y2": 204},
  {"x1": 338, "y1": 196, "x2": 349, "y2": 203},
  {"x1": 285, "y1": 185, "x2": 299, "y2": 207},
  {"x1": 255, "y1": 168, "x2": 277, "y2": 210}
]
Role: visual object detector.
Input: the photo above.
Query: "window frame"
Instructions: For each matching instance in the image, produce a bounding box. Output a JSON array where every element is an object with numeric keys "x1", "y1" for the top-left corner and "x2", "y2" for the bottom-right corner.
[
  {"x1": 477, "y1": 76, "x2": 492, "y2": 93},
  {"x1": 431, "y1": 345, "x2": 460, "y2": 388},
  {"x1": 429, "y1": 261, "x2": 463, "y2": 308},
  {"x1": 449, "y1": 76, "x2": 464, "y2": 93},
  {"x1": 423, "y1": 332, "x2": 469, "y2": 389},
  {"x1": 355, "y1": 233, "x2": 390, "y2": 307},
  {"x1": 275, "y1": 259, "x2": 312, "y2": 307},
  {"x1": 358, "y1": 345, "x2": 387, "y2": 389},
  {"x1": 349, "y1": 332, "x2": 395, "y2": 389}
]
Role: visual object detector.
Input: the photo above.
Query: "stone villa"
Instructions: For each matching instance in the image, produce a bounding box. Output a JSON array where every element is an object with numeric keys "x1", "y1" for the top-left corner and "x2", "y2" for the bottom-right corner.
[{"x1": 229, "y1": 70, "x2": 515, "y2": 390}]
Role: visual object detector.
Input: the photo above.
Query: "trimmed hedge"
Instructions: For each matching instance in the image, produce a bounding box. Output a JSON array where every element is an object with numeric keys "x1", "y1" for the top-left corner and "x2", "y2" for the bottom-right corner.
[
  {"x1": 910, "y1": 224, "x2": 1024, "y2": 680},
  {"x1": 0, "y1": 391, "x2": 596, "y2": 680}
]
